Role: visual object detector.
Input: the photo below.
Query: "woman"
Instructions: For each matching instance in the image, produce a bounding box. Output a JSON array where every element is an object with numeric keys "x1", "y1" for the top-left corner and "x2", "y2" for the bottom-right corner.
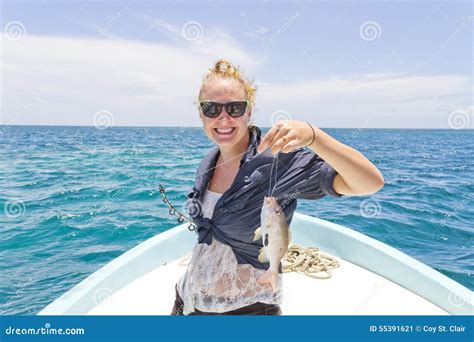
[{"x1": 171, "y1": 59, "x2": 384, "y2": 315}]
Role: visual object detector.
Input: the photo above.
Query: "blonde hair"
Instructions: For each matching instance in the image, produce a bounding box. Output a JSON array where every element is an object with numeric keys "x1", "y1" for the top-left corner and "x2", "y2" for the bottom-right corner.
[{"x1": 198, "y1": 59, "x2": 257, "y2": 111}]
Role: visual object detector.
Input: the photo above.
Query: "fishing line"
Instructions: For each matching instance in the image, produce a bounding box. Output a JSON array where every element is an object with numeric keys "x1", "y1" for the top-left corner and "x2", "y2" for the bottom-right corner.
[
  {"x1": 195, "y1": 145, "x2": 258, "y2": 179},
  {"x1": 268, "y1": 156, "x2": 274, "y2": 196},
  {"x1": 268, "y1": 152, "x2": 279, "y2": 197},
  {"x1": 160, "y1": 145, "x2": 261, "y2": 230}
]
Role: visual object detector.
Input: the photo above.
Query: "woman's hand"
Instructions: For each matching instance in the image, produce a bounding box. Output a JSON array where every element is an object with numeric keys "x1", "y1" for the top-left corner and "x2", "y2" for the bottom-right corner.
[
  {"x1": 257, "y1": 119, "x2": 384, "y2": 196},
  {"x1": 257, "y1": 120, "x2": 315, "y2": 155}
]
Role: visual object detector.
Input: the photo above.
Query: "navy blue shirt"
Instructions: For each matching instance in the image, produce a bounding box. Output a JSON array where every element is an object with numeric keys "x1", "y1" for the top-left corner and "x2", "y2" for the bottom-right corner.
[{"x1": 186, "y1": 125, "x2": 342, "y2": 271}]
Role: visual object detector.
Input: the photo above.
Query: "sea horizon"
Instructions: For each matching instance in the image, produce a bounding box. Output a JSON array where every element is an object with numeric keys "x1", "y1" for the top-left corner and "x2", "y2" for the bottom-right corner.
[{"x1": 1, "y1": 124, "x2": 472, "y2": 130}]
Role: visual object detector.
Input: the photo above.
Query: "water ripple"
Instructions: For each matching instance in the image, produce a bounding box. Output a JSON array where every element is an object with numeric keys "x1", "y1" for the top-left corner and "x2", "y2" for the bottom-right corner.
[{"x1": 0, "y1": 126, "x2": 472, "y2": 315}]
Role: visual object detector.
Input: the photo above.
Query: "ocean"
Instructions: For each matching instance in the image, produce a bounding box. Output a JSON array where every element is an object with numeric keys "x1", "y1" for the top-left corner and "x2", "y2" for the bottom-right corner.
[{"x1": 0, "y1": 125, "x2": 472, "y2": 315}]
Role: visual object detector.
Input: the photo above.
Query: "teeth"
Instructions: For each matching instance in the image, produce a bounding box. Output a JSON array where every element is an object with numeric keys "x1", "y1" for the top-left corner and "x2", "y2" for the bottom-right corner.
[{"x1": 216, "y1": 128, "x2": 234, "y2": 134}]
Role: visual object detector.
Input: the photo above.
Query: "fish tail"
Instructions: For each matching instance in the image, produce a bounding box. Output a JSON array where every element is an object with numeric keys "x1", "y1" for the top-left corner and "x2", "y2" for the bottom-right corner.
[{"x1": 257, "y1": 269, "x2": 279, "y2": 292}]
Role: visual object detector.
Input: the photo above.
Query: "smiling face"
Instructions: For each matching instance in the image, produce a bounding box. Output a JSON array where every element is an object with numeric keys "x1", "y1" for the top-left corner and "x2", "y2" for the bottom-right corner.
[{"x1": 199, "y1": 78, "x2": 251, "y2": 147}]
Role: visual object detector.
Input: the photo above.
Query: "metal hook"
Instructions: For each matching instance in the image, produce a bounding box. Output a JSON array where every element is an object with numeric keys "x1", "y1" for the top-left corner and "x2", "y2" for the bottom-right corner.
[{"x1": 159, "y1": 183, "x2": 195, "y2": 229}]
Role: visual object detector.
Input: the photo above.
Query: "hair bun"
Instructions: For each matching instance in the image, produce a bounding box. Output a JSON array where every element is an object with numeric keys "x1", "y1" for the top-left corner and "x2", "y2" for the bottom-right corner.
[
  {"x1": 200, "y1": 58, "x2": 257, "y2": 110},
  {"x1": 214, "y1": 59, "x2": 235, "y2": 75}
]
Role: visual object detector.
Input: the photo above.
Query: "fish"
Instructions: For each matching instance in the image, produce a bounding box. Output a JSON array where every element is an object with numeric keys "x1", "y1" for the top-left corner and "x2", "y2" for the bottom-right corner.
[{"x1": 252, "y1": 196, "x2": 291, "y2": 292}]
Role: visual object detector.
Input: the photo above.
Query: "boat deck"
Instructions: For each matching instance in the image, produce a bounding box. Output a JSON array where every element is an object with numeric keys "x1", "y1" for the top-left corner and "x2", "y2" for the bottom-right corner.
[
  {"x1": 87, "y1": 252, "x2": 447, "y2": 315},
  {"x1": 40, "y1": 214, "x2": 471, "y2": 316}
]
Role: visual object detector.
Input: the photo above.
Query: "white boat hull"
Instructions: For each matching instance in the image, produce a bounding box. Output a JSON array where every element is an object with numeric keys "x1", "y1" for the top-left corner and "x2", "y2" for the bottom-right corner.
[{"x1": 38, "y1": 213, "x2": 473, "y2": 315}]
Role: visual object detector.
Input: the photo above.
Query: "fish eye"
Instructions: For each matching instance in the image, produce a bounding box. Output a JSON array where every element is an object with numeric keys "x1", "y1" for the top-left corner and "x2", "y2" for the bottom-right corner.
[{"x1": 275, "y1": 209, "x2": 281, "y2": 215}]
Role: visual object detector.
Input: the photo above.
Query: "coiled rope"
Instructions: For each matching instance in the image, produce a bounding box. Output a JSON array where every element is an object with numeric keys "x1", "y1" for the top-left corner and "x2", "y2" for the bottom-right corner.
[
  {"x1": 281, "y1": 244, "x2": 340, "y2": 279},
  {"x1": 178, "y1": 244, "x2": 340, "y2": 279}
]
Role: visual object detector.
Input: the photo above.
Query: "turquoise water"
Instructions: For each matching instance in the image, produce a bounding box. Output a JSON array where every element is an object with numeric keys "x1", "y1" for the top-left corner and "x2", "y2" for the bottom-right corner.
[{"x1": 0, "y1": 126, "x2": 472, "y2": 315}]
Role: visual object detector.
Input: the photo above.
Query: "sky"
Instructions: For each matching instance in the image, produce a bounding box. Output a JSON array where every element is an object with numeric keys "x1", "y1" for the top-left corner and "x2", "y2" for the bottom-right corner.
[{"x1": 0, "y1": 0, "x2": 472, "y2": 128}]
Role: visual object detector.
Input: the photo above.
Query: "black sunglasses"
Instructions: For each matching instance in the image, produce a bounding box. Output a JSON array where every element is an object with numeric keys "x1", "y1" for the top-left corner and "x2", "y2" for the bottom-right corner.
[{"x1": 199, "y1": 101, "x2": 248, "y2": 118}]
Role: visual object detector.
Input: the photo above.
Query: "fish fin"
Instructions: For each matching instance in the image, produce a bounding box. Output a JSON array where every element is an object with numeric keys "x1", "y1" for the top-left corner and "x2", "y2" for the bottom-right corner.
[
  {"x1": 257, "y1": 269, "x2": 279, "y2": 292},
  {"x1": 253, "y1": 227, "x2": 262, "y2": 241},
  {"x1": 258, "y1": 247, "x2": 269, "y2": 263}
]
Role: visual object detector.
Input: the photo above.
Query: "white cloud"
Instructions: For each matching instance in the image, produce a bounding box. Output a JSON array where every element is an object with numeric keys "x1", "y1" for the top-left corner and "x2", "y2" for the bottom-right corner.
[
  {"x1": 1, "y1": 30, "x2": 471, "y2": 128},
  {"x1": 0, "y1": 30, "x2": 261, "y2": 127},
  {"x1": 134, "y1": 13, "x2": 261, "y2": 72},
  {"x1": 255, "y1": 73, "x2": 472, "y2": 128}
]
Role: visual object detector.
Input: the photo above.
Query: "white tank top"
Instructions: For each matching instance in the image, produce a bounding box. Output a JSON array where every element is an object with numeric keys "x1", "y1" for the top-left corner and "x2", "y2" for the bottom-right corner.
[{"x1": 176, "y1": 189, "x2": 282, "y2": 315}]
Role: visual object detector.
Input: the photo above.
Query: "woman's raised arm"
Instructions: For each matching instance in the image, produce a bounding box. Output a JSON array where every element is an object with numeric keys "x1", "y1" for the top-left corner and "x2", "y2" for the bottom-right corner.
[{"x1": 257, "y1": 120, "x2": 384, "y2": 196}]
